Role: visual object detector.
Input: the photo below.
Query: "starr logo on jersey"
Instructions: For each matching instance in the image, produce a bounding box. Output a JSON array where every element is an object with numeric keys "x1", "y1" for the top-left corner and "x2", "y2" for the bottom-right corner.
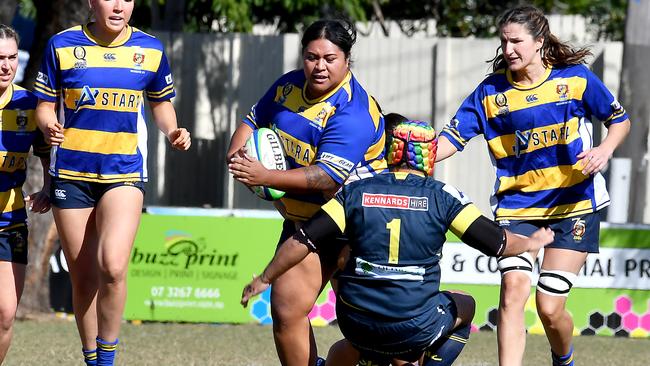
[{"x1": 74, "y1": 85, "x2": 99, "y2": 112}]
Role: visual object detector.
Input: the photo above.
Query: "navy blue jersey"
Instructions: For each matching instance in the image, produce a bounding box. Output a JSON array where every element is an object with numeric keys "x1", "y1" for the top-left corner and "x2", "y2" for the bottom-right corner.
[{"x1": 320, "y1": 171, "x2": 483, "y2": 320}]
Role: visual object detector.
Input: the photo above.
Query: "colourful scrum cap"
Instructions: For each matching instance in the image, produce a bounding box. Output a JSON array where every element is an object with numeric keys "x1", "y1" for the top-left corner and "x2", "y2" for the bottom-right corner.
[{"x1": 386, "y1": 120, "x2": 437, "y2": 176}]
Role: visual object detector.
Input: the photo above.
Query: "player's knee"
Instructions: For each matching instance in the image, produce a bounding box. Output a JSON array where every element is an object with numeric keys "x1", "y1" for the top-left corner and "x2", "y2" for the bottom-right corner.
[
  {"x1": 499, "y1": 272, "x2": 532, "y2": 309},
  {"x1": 536, "y1": 269, "x2": 576, "y2": 298},
  {"x1": 536, "y1": 299, "x2": 566, "y2": 325},
  {"x1": 98, "y1": 262, "x2": 128, "y2": 285},
  {"x1": 448, "y1": 291, "x2": 475, "y2": 323},
  {"x1": 0, "y1": 307, "x2": 16, "y2": 333}
]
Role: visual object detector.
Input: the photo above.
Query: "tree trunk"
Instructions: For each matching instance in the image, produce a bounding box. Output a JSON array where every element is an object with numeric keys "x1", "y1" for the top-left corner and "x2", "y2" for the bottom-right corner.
[
  {"x1": 18, "y1": 0, "x2": 88, "y2": 315},
  {"x1": 0, "y1": 0, "x2": 18, "y2": 26},
  {"x1": 616, "y1": 0, "x2": 650, "y2": 223}
]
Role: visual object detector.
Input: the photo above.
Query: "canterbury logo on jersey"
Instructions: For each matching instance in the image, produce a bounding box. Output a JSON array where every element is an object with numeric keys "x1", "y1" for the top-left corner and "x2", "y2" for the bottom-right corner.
[
  {"x1": 362, "y1": 193, "x2": 429, "y2": 211},
  {"x1": 71, "y1": 86, "x2": 143, "y2": 113}
]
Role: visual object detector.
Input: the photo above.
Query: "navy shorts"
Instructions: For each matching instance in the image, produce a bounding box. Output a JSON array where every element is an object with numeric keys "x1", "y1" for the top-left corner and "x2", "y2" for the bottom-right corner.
[
  {"x1": 278, "y1": 219, "x2": 347, "y2": 266},
  {"x1": 51, "y1": 177, "x2": 145, "y2": 209},
  {"x1": 336, "y1": 291, "x2": 457, "y2": 363},
  {"x1": 0, "y1": 226, "x2": 29, "y2": 264},
  {"x1": 498, "y1": 212, "x2": 600, "y2": 253}
]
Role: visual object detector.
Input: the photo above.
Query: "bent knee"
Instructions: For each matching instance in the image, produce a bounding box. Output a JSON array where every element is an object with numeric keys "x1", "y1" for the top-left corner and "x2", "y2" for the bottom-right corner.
[{"x1": 448, "y1": 291, "x2": 476, "y2": 322}]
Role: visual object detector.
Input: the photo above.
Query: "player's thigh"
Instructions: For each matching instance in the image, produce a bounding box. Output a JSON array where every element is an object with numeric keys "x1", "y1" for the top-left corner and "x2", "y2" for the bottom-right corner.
[
  {"x1": 95, "y1": 186, "x2": 144, "y2": 272},
  {"x1": 271, "y1": 252, "x2": 324, "y2": 317},
  {"x1": 0, "y1": 262, "x2": 25, "y2": 319},
  {"x1": 445, "y1": 290, "x2": 475, "y2": 327},
  {"x1": 52, "y1": 207, "x2": 97, "y2": 273}
]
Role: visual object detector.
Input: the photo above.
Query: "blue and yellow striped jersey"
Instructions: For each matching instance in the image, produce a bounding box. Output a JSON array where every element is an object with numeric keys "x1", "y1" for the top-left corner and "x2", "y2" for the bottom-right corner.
[
  {"x1": 33, "y1": 24, "x2": 175, "y2": 183},
  {"x1": 320, "y1": 172, "x2": 480, "y2": 319},
  {"x1": 440, "y1": 64, "x2": 628, "y2": 221},
  {"x1": 0, "y1": 85, "x2": 50, "y2": 229},
  {"x1": 244, "y1": 70, "x2": 387, "y2": 221}
]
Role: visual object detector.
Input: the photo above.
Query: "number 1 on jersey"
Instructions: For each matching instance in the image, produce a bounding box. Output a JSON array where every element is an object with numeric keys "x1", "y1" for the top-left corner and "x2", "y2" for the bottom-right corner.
[{"x1": 386, "y1": 218, "x2": 401, "y2": 264}]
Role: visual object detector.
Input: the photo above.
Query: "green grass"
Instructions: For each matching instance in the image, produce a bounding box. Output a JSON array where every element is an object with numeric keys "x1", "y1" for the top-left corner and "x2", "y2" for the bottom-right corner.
[{"x1": 5, "y1": 317, "x2": 650, "y2": 365}]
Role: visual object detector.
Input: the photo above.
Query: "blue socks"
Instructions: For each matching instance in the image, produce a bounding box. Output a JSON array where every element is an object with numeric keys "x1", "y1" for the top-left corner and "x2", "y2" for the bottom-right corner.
[
  {"x1": 552, "y1": 345, "x2": 575, "y2": 366},
  {"x1": 82, "y1": 348, "x2": 97, "y2": 366},
  {"x1": 423, "y1": 322, "x2": 471, "y2": 365},
  {"x1": 96, "y1": 337, "x2": 119, "y2": 366}
]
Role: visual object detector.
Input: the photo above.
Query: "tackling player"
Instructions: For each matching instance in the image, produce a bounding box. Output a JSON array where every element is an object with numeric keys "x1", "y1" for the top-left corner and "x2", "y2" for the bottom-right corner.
[
  {"x1": 228, "y1": 18, "x2": 386, "y2": 366},
  {"x1": 242, "y1": 119, "x2": 554, "y2": 366}
]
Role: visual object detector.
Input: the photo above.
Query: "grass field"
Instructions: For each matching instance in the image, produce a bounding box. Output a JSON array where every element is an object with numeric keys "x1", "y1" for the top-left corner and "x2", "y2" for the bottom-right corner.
[{"x1": 5, "y1": 316, "x2": 650, "y2": 365}]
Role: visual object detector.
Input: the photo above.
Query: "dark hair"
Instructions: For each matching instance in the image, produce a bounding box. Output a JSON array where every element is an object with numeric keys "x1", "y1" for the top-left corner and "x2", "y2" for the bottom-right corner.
[
  {"x1": 489, "y1": 5, "x2": 592, "y2": 72},
  {"x1": 384, "y1": 113, "x2": 408, "y2": 134},
  {"x1": 301, "y1": 19, "x2": 357, "y2": 59},
  {"x1": 0, "y1": 24, "x2": 19, "y2": 44}
]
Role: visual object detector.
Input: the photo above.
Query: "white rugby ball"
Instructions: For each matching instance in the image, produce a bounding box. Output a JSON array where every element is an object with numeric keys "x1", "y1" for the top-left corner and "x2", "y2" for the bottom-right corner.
[{"x1": 244, "y1": 128, "x2": 287, "y2": 200}]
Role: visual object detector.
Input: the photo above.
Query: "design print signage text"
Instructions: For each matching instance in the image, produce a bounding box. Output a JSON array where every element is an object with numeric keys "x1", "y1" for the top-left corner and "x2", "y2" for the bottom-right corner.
[{"x1": 127, "y1": 232, "x2": 240, "y2": 321}]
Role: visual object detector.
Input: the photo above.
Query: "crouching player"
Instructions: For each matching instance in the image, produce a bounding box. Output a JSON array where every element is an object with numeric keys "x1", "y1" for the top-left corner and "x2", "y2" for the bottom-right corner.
[{"x1": 242, "y1": 120, "x2": 554, "y2": 366}]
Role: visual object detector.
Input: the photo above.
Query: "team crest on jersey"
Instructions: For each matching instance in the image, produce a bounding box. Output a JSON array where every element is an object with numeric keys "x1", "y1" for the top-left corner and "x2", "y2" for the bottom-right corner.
[
  {"x1": 73, "y1": 46, "x2": 87, "y2": 69},
  {"x1": 362, "y1": 193, "x2": 429, "y2": 211},
  {"x1": 74, "y1": 85, "x2": 99, "y2": 112},
  {"x1": 572, "y1": 218, "x2": 586, "y2": 242},
  {"x1": 512, "y1": 130, "x2": 531, "y2": 157},
  {"x1": 16, "y1": 110, "x2": 28, "y2": 130},
  {"x1": 556, "y1": 82, "x2": 569, "y2": 101},
  {"x1": 495, "y1": 93, "x2": 509, "y2": 115},
  {"x1": 133, "y1": 52, "x2": 145, "y2": 67},
  {"x1": 278, "y1": 83, "x2": 293, "y2": 104},
  {"x1": 314, "y1": 108, "x2": 328, "y2": 124}
]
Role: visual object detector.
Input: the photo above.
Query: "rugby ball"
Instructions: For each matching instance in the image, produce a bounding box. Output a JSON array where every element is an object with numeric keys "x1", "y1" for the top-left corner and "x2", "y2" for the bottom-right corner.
[{"x1": 244, "y1": 128, "x2": 287, "y2": 200}]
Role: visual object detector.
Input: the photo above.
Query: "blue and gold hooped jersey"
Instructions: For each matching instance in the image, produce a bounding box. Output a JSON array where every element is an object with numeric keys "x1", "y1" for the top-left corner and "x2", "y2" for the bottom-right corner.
[
  {"x1": 0, "y1": 85, "x2": 50, "y2": 229},
  {"x1": 440, "y1": 64, "x2": 629, "y2": 221},
  {"x1": 33, "y1": 24, "x2": 175, "y2": 183},
  {"x1": 320, "y1": 172, "x2": 482, "y2": 320},
  {"x1": 244, "y1": 70, "x2": 387, "y2": 221}
]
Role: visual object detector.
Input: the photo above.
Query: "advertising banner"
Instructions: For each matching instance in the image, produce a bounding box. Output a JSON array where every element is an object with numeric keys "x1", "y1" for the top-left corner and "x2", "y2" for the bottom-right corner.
[
  {"x1": 123, "y1": 214, "x2": 281, "y2": 322},
  {"x1": 122, "y1": 213, "x2": 650, "y2": 337}
]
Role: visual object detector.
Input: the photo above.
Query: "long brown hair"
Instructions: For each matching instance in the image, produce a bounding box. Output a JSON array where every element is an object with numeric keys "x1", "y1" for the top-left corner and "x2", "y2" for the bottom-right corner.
[{"x1": 489, "y1": 5, "x2": 592, "y2": 72}]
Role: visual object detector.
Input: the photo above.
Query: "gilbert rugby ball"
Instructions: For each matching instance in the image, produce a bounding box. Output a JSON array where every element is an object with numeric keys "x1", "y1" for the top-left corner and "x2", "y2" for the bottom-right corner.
[{"x1": 244, "y1": 128, "x2": 287, "y2": 200}]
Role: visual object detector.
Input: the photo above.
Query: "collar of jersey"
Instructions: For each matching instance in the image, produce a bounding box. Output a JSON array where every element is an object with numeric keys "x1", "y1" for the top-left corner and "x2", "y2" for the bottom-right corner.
[
  {"x1": 0, "y1": 84, "x2": 14, "y2": 109},
  {"x1": 82, "y1": 23, "x2": 133, "y2": 47},
  {"x1": 505, "y1": 65, "x2": 552, "y2": 90},
  {"x1": 392, "y1": 171, "x2": 426, "y2": 180},
  {"x1": 302, "y1": 71, "x2": 352, "y2": 104}
]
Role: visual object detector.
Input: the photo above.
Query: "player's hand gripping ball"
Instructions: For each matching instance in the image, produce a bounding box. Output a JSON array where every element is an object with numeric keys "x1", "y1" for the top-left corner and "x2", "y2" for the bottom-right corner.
[{"x1": 244, "y1": 128, "x2": 288, "y2": 200}]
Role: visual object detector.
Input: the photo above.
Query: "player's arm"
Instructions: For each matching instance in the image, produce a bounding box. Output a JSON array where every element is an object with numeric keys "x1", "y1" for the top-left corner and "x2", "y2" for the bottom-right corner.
[
  {"x1": 241, "y1": 200, "x2": 344, "y2": 307},
  {"x1": 226, "y1": 122, "x2": 254, "y2": 162},
  {"x1": 435, "y1": 135, "x2": 459, "y2": 162},
  {"x1": 450, "y1": 204, "x2": 554, "y2": 256},
  {"x1": 35, "y1": 100, "x2": 64, "y2": 146},
  {"x1": 578, "y1": 118, "x2": 630, "y2": 175},
  {"x1": 150, "y1": 101, "x2": 191, "y2": 151}
]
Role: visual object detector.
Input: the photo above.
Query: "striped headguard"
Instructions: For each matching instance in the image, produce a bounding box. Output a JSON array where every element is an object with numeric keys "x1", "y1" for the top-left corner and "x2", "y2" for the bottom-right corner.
[{"x1": 386, "y1": 120, "x2": 437, "y2": 176}]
